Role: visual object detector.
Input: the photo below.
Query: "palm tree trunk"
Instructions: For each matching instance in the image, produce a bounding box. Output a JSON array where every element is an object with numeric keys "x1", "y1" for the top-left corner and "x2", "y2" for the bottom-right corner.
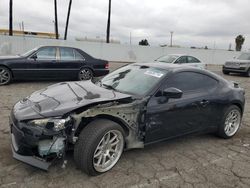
[
  {"x1": 106, "y1": 0, "x2": 111, "y2": 43},
  {"x1": 54, "y1": 0, "x2": 59, "y2": 39},
  {"x1": 9, "y1": 0, "x2": 13, "y2": 36},
  {"x1": 64, "y1": 0, "x2": 72, "y2": 40}
]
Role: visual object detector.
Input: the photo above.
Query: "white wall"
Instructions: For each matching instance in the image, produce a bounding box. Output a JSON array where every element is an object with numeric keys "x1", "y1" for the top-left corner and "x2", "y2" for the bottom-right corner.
[{"x1": 0, "y1": 35, "x2": 240, "y2": 64}]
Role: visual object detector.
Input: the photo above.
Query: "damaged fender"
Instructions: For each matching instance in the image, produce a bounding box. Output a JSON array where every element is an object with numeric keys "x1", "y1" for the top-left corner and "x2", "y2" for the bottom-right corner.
[{"x1": 71, "y1": 98, "x2": 149, "y2": 149}]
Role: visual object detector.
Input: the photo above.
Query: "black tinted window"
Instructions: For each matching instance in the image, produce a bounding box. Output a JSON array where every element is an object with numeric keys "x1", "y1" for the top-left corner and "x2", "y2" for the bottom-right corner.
[
  {"x1": 36, "y1": 47, "x2": 56, "y2": 60},
  {"x1": 187, "y1": 56, "x2": 200, "y2": 63},
  {"x1": 60, "y1": 48, "x2": 74, "y2": 60},
  {"x1": 165, "y1": 72, "x2": 218, "y2": 92}
]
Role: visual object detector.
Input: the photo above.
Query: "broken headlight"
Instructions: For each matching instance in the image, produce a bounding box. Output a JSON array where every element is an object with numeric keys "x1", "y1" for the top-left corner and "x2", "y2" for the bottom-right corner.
[{"x1": 27, "y1": 117, "x2": 71, "y2": 131}]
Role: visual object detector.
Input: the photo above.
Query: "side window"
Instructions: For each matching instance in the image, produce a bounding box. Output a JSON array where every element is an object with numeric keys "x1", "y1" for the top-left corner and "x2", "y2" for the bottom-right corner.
[
  {"x1": 74, "y1": 50, "x2": 85, "y2": 60},
  {"x1": 175, "y1": 56, "x2": 187, "y2": 64},
  {"x1": 164, "y1": 72, "x2": 218, "y2": 93},
  {"x1": 187, "y1": 56, "x2": 200, "y2": 63},
  {"x1": 60, "y1": 48, "x2": 75, "y2": 60},
  {"x1": 36, "y1": 47, "x2": 56, "y2": 60}
]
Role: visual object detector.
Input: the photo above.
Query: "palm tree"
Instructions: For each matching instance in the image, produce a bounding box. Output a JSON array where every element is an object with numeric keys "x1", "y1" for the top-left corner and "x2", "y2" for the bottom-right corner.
[
  {"x1": 9, "y1": 0, "x2": 13, "y2": 36},
  {"x1": 54, "y1": 0, "x2": 59, "y2": 39},
  {"x1": 106, "y1": 0, "x2": 111, "y2": 43},
  {"x1": 235, "y1": 35, "x2": 245, "y2": 51},
  {"x1": 64, "y1": 0, "x2": 72, "y2": 40}
]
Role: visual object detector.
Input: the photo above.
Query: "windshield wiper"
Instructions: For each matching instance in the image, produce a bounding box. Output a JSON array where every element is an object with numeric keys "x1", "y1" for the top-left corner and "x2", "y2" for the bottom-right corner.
[{"x1": 102, "y1": 83, "x2": 117, "y2": 91}]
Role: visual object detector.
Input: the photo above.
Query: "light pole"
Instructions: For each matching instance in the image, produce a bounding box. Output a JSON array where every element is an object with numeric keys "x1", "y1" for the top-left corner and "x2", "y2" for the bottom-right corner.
[{"x1": 170, "y1": 31, "x2": 173, "y2": 47}]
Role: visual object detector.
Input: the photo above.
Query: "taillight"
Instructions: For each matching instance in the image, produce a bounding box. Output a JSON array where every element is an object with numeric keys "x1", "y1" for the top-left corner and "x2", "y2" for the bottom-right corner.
[{"x1": 105, "y1": 63, "x2": 109, "y2": 69}]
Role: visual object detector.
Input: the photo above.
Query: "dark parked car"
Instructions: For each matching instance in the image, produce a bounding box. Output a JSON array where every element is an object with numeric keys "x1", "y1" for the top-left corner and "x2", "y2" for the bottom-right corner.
[
  {"x1": 222, "y1": 52, "x2": 250, "y2": 76},
  {"x1": 10, "y1": 63, "x2": 245, "y2": 175},
  {"x1": 0, "y1": 46, "x2": 109, "y2": 85}
]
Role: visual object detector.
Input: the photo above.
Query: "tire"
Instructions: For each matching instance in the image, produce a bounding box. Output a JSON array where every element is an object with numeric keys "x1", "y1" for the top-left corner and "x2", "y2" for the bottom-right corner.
[
  {"x1": 0, "y1": 66, "x2": 12, "y2": 86},
  {"x1": 74, "y1": 119, "x2": 125, "y2": 176},
  {"x1": 245, "y1": 69, "x2": 250, "y2": 77},
  {"x1": 217, "y1": 105, "x2": 242, "y2": 139},
  {"x1": 78, "y1": 68, "x2": 93, "y2": 80},
  {"x1": 222, "y1": 70, "x2": 229, "y2": 75}
]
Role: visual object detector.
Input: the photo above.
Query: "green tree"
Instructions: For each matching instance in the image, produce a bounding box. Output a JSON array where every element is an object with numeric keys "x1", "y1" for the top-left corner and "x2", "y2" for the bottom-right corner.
[
  {"x1": 235, "y1": 35, "x2": 245, "y2": 51},
  {"x1": 139, "y1": 39, "x2": 149, "y2": 46}
]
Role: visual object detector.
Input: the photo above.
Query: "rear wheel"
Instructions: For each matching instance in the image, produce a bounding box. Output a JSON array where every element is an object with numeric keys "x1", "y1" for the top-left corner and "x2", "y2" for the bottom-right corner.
[
  {"x1": 217, "y1": 105, "x2": 242, "y2": 138},
  {"x1": 74, "y1": 119, "x2": 125, "y2": 176},
  {"x1": 78, "y1": 68, "x2": 93, "y2": 80},
  {"x1": 0, "y1": 66, "x2": 12, "y2": 85}
]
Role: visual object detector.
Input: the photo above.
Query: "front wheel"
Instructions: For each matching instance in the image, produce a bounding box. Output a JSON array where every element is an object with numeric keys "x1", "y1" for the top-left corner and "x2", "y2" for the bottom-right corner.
[
  {"x1": 222, "y1": 70, "x2": 229, "y2": 75},
  {"x1": 74, "y1": 119, "x2": 125, "y2": 176},
  {"x1": 78, "y1": 68, "x2": 93, "y2": 80},
  {"x1": 217, "y1": 105, "x2": 242, "y2": 139},
  {"x1": 245, "y1": 69, "x2": 250, "y2": 77}
]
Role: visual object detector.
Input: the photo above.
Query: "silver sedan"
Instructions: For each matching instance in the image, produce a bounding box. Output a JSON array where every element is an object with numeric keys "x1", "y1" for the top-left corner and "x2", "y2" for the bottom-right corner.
[{"x1": 155, "y1": 54, "x2": 206, "y2": 69}]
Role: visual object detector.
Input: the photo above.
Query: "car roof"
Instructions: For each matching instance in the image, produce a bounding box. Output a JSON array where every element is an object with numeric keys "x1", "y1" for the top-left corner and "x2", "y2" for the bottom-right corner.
[
  {"x1": 38, "y1": 45, "x2": 79, "y2": 50},
  {"x1": 161, "y1": 54, "x2": 188, "y2": 57}
]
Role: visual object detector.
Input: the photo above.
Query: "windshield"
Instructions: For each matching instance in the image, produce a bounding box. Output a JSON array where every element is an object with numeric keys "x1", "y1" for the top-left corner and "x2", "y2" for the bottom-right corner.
[
  {"x1": 237, "y1": 53, "x2": 250, "y2": 60},
  {"x1": 100, "y1": 64, "x2": 168, "y2": 96},
  {"x1": 20, "y1": 47, "x2": 38, "y2": 57},
  {"x1": 155, "y1": 55, "x2": 178, "y2": 63}
]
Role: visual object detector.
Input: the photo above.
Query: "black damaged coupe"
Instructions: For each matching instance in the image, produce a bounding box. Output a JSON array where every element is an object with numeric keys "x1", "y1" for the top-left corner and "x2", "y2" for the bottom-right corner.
[
  {"x1": 0, "y1": 46, "x2": 109, "y2": 85},
  {"x1": 10, "y1": 63, "x2": 245, "y2": 175}
]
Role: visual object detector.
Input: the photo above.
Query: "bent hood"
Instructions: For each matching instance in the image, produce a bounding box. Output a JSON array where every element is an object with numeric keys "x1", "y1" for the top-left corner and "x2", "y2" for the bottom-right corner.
[{"x1": 13, "y1": 81, "x2": 132, "y2": 120}]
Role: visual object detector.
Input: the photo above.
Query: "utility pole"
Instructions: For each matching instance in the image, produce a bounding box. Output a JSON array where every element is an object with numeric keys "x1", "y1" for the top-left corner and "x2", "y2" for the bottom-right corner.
[
  {"x1": 106, "y1": 0, "x2": 111, "y2": 43},
  {"x1": 170, "y1": 31, "x2": 173, "y2": 47},
  {"x1": 54, "y1": 0, "x2": 59, "y2": 39},
  {"x1": 64, "y1": 0, "x2": 72, "y2": 40},
  {"x1": 9, "y1": 0, "x2": 13, "y2": 36}
]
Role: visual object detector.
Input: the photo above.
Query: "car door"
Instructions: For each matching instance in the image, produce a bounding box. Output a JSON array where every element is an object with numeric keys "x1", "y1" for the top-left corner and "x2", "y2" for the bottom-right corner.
[
  {"x1": 28, "y1": 46, "x2": 58, "y2": 79},
  {"x1": 174, "y1": 56, "x2": 187, "y2": 64},
  {"x1": 144, "y1": 71, "x2": 218, "y2": 144},
  {"x1": 187, "y1": 56, "x2": 204, "y2": 69},
  {"x1": 55, "y1": 47, "x2": 87, "y2": 79}
]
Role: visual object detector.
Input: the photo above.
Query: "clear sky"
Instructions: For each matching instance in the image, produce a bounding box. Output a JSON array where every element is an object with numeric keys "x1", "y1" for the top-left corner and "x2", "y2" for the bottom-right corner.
[{"x1": 0, "y1": 0, "x2": 249, "y2": 50}]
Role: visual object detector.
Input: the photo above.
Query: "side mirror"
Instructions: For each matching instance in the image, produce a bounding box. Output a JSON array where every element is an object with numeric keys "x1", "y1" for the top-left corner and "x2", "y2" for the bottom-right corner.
[
  {"x1": 162, "y1": 87, "x2": 183, "y2": 99},
  {"x1": 31, "y1": 54, "x2": 37, "y2": 60}
]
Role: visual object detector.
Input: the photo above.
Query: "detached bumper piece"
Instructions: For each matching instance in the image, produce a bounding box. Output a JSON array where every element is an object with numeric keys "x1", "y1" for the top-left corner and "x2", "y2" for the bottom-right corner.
[{"x1": 11, "y1": 142, "x2": 51, "y2": 171}]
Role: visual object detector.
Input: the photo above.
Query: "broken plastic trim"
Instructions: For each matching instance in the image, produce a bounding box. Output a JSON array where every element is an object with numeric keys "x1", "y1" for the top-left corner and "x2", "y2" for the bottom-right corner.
[
  {"x1": 11, "y1": 144, "x2": 51, "y2": 171},
  {"x1": 71, "y1": 98, "x2": 149, "y2": 149}
]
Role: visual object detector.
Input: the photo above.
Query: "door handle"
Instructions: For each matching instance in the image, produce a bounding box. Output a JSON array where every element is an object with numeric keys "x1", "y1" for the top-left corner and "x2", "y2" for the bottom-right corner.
[{"x1": 200, "y1": 100, "x2": 209, "y2": 107}]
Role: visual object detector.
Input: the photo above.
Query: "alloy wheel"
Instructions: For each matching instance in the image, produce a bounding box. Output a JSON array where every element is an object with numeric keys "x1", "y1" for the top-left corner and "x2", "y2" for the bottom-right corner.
[
  {"x1": 79, "y1": 68, "x2": 92, "y2": 80},
  {"x1": 224, "y1": 109, "x2": 241, "y2": 137},
  {"x1": 0, "y1": 68, "x2": 11, "y2": 85},
  {"x1": 93, "y1": 130, "x2": 124, "y2": 173}
]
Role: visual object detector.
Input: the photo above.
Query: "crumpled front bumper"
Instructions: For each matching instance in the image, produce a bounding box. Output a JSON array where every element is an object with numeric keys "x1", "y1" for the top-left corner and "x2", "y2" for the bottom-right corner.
[
  {"x1": 9, "y1": 114, "x2": 62, "y2": 171},
  {"x1": 11, "y1": 141, "x2": 51, "y2": 171}
]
